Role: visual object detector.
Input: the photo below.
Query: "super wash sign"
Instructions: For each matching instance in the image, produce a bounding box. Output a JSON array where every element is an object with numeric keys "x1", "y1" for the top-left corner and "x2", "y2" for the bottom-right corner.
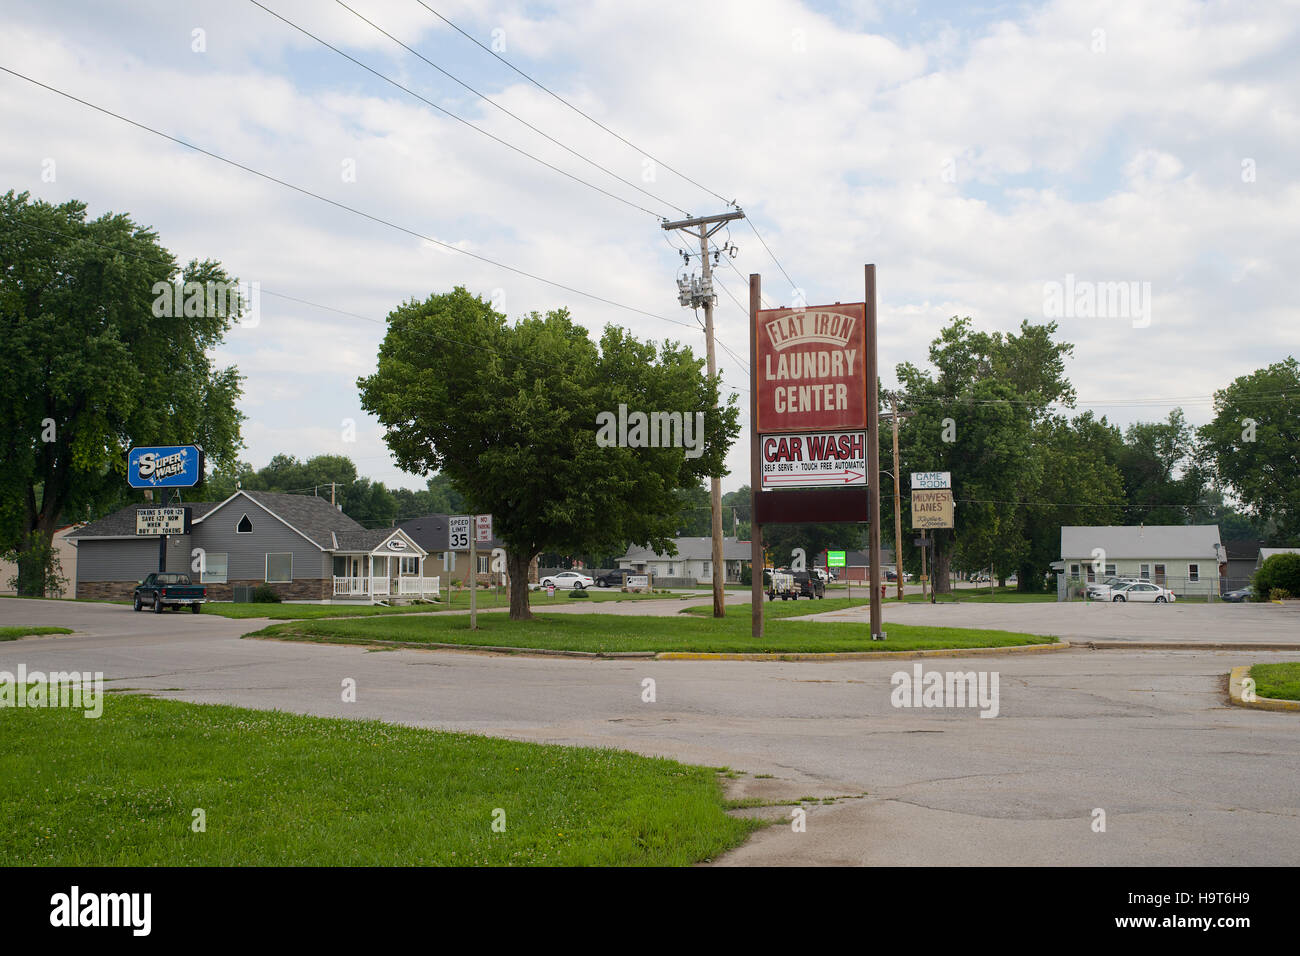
[{"x1": 756, "y1": 303, "x2": 868, "y2": 490}]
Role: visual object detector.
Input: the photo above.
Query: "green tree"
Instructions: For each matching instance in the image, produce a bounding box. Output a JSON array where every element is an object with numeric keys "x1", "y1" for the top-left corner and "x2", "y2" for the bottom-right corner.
[
  {"x1": 0, "y1": 191, "x2": 243, "y2": 595},
  {"x1": 1199, "y1": 358, "x2": 1300, "y2": 543},
  {"x1": 357, "y1": 288, "x2": 739, "y2": 620},
  {"x1": 1116, "y1": 409, "x2": 1206, "y2": 525},
  {"x1": 892, "y1": 318, "x2": 1073, "y2": 592}
]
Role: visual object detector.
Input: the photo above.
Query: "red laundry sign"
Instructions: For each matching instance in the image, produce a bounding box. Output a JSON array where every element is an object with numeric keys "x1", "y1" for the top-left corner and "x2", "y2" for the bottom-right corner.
[{"x1": 755, "y1": 303, "x2": 867, "y2": 433}]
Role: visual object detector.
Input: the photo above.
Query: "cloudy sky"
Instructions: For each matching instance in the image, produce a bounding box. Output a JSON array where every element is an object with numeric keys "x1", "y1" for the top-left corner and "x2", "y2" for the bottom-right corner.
[{"x1": 2, "y1": 0, "x2": 1296, "y2": 494}]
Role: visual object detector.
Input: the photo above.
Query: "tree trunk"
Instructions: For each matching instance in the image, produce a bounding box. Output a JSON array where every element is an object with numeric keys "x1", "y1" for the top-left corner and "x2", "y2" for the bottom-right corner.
[
  {"x1": 933, "y1": 547, "x2": 953, "y2": 594},
  {"x1": 506, "y1": 550, "x2": 534, "y2": 621},
  {"x1": 15, "y1": 527, "x2": 53, "y2": 598}
]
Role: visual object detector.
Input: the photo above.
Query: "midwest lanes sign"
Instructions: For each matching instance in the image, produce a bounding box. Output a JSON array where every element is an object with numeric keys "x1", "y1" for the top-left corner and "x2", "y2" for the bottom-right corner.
[{"x1": 756, "y1": 304, "x2": 867, "y2": 434}]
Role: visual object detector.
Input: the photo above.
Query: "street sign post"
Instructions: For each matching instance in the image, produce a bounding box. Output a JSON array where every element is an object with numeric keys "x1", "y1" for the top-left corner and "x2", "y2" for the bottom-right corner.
[
  {"x1": 475, "y1": 514, "x2": 493, "y2": 543},
  {"x1": 449, "y1": 516, "x2": 471, "y2": 550},
  {"x1": 750, "y1": 267, "x2": 882, "y2": 641},
  {"x1": 127, "y1": 445, "x2": 203, "y2": 573}
]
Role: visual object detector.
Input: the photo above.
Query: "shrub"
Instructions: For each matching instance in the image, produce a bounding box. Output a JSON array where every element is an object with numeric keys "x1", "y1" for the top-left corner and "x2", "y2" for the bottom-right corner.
[
  {"x1": 568, "y1": 588, "x2": 589, "y2": 599},
  {"x1": 1269, "y1": 588, "x2": 1293, "y2": 601},
  {"x1": 251, "y1": 584, "x2": 282, "y2": 603},
  {"x1": 1253, "y1": 553, "x2": 1300, "y2": 601}
]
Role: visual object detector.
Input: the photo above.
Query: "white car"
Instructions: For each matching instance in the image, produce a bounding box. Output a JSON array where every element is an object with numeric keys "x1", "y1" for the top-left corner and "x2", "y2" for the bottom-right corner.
[
  {"x1": 1109, "y1": 581, "x2": 1176, "y2": 603},
  {"x1": 540, "y1": 570, "x2": 593, "y2": 590},
  {"x1": 1086, "y1": 576, "x2": 1141, "y2": 600}
]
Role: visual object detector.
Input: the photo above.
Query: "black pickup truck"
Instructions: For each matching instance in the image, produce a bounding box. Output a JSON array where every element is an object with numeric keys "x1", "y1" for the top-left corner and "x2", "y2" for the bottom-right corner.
[
  {"x1": 792, "y1": 571, "x2": 826, "y2": 599},
  {"x1": 133, "y1": 572, "x2": 206, "y2": 613}
]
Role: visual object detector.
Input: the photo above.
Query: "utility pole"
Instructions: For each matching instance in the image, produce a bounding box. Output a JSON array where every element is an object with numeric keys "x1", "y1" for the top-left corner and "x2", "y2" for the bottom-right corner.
[
  {"x1": 883, "y1": 393, "x2": 915, "y2": 602},
  {"x1": 865, "y1": 264, "x2": 883, "y2": 641},
  {"x1": 663, "y1": 209, "x2": 744, "y2": 619},
  {"x1": 330, "y1": 482, "x2": 336, "y2": 507}
]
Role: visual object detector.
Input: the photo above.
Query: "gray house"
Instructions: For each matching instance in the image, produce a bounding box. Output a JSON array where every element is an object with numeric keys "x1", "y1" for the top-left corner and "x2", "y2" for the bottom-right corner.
[
  {"x1": 617, "y1": 536, "x2": 752, "y2": 583},
  {"x1": 69, "y1": 490, "x2": 439, "y2": 603}
]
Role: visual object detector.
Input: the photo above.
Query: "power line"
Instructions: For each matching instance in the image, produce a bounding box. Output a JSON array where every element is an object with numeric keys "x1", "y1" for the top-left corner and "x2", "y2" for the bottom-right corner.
[
  {"x1": 0, "y1": 66, "x2": 705, "y2": 335},
  {"x1": 410, "y1": 0, "x2": 735, "y2": 208},
  {"x1": 246, "y1": 0, "x2": 666, "y2": 219},
  {"x1": 328, "y1": 0, "x2": 688, "y2": 218},
  {"x1": 745, "y1": 218, "x2": 799, "y2": 295}
]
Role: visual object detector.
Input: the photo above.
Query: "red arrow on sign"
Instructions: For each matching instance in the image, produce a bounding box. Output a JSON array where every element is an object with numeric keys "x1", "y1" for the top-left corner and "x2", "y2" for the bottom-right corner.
[{"x1": 765, "y1": 470, "x2": 864, "y2": 485}]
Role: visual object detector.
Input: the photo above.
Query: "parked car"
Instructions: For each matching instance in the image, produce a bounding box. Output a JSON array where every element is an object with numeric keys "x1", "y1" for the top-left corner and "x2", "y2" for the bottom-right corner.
[
  {"x1": 1109, "y1": 581, "x2": 1177, "y2": 603},
  {"x1": 792, "y1": 571, "x2": 826, "y2": 599},
  {"x1": 595, "y1": 569, "x2": 633, "y2": 588},
  {"x1": 540, "y1": 570, "x2": 593, "y2": 590},
  {"x1": 1086, "y1": 576, "x2": 1141, "y2": 600},
  {"x1": 1221, "y1": 587, "x2": 1252, "y2": 603},
  {"x1": 134, "y1": 572, "x2": 206, "y2": 613}
]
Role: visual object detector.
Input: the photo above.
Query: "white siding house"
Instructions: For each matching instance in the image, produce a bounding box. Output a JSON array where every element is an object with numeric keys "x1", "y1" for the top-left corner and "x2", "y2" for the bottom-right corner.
[
  {"x1": 1059, "y1": 525, "x2": 1225, "y2": 600},
  {"x1": 618, "y1": 536, "x2": 752, "y2": 583}
]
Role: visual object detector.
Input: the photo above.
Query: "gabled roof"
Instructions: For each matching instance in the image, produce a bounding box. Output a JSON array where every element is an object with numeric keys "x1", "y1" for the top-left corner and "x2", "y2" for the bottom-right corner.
[
  {"x1": 620, "y1": 536, "x2": 754, "y2": 562},
  {"x1": 334, "y1": 527, "x2": 426, "y2": 556},
  {"x1": 1060, "y1": 525, "x2": 1222, "y2": 560},
  {"x1": 1259, "y1": 547, "x2": 1300, "y2": 564},
  {"x1": 68, "y1": 501, "x2": 222, "y2": 539},
  {"x1": 200, "y1": 490, "x2": 365, "y2": 550},
  {"x1": 398, "y1": 514, "x2": 503, "y2": 552},
  {"x1": 69, "y1": 490, "x2": 365, "y2": 551}
]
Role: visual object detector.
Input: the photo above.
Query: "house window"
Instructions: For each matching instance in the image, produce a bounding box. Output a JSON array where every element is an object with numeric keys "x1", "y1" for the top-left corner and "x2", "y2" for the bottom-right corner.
[
  {"x1": 333, "y1": 556, "x2": 348, "y2": 577},
  {"x1": 477, "y1": 555, "x2": 490, "y2": 574},
  {"x1": 400, "y1": 556, "x2": 418, "y2": 575},
  {"x1": 703, "y1": 560, "x2": 711, "y2": 575},
  {"x1": 237, "y1": 514, "x2": 253, "y2": 533},
  {"x1": 1070, "y1": 564, "x2": 1080, "y2": 577},
  {"x1": 1140, "y1": 564, "x2": 1150, "y2": 580},
  {"x1": 1085, "y1": 566, "x2": 1095, "y2": 583},
  {"x1": 1105, "y1": 564, "x2": 1116, "y2": 577},
  {"x1": 1188, "y1": 564, "x2": 1199, "y2": 582},
  {"x1": 201, "y1": 552, "x2": 228, "y2": 584},
  {"x1": 266, "y1": 553, "x2": 292, "y2": 583}
]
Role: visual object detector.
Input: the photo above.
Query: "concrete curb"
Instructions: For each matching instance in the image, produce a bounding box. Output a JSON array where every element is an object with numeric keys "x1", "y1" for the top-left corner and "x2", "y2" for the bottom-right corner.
[
  {"x1": 246, "y1": 634, "x2": 655, "y2": 659},
  {"x1": 1084, "y1": 641, "x2": 1300, "y2": 651},
  {"x1": 655, "y1": 640, "x2": 1069, "y2": 662},
  {"x1": 1228, "y1": 665, "x2": 1300, "y2": 712}
]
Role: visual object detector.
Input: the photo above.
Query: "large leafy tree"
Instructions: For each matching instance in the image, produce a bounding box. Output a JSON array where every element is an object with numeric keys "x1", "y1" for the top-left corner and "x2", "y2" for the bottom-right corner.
[
  {"x1": 357, "y1": 288, "x2": 740, "y2": 620},
  {"x1": 890, "y1": 318, "x2": 1074, "y2": 592},
  {"x1": 1115, "y1": 409, "x2": 1207, "y2": 525},
  {"x1": 0, "y1": 191, "x2": 243, "y2": 595},
  {"x1": 1199, "y1": 358, "x2": 1300, "y2": 543}
]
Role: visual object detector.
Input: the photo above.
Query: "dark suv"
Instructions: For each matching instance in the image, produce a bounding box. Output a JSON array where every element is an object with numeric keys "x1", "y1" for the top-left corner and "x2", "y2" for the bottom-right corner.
[
  {"x1": 595, "y1": 569, "x2": 633, "y2": 588},
  {"x1": 792, "y1": 571, "x2": 826, "y2": 599}
]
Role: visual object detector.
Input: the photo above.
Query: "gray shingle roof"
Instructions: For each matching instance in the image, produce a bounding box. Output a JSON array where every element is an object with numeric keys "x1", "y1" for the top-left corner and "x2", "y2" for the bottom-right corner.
[
  {"x1": 237, "y1": 491, "x2": 365, "y2": 549},
  {"x1": 1060, "y1": 525, "x2": 1222, "y2": 560},
  {"x1": 67, "y1": 500, "x2": 222, "y2": 538},
  {"x1": 620, "y1": 536, "x2": 754, "y2": 562},
  {"x1": 398, "y1": 514, "x2": 503, "y2": 552},
  {"x1": 67, "y1": 490, "x2": 365, "y2": 550}
]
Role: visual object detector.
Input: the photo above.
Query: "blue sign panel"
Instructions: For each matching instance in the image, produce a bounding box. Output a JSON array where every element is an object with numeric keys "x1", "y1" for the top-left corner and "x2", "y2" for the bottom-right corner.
[{"x1": 127, "y1": 445, "x2": 204, "y2": 489}]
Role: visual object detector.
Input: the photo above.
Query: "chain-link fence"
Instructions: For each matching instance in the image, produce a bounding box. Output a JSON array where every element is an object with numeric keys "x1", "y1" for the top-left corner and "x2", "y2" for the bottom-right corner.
[{"x1": 1058, "y1": 574, "x2": 1253, "y2": 602}]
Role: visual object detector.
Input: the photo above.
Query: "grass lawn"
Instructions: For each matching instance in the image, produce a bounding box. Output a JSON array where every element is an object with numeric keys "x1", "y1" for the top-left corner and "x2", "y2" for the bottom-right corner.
[
  {"x1": 1250, "y1": 662, "x2": 1300, "y2": 702},
  {"x1": 252, "y1": 605, "x2": 1053, "y2": 654},
  {"x1": 0, "y1": 626, "x2": 73, "y2": 641},
  {"x1": 0, "y1": 694, "x2": 757, "y2": 866},
  {"x1": 199, "y1": 588, "x2": 681, "y2": 620}
]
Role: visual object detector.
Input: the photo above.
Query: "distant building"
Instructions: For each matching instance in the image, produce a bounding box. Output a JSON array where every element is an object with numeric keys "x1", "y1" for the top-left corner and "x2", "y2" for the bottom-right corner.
[
  {"x1": 1059, "y1": 525, "x2": 1224, "y2": 599},
  {"x1": 617, "y1": 536, "x2": 751, "y2": 583},
  {"x1": 0, "y1": 524, "x2": 83, "y2": 597},
  {"x1": 816, "y1": 548, "x2": 896, "y2": 582}
]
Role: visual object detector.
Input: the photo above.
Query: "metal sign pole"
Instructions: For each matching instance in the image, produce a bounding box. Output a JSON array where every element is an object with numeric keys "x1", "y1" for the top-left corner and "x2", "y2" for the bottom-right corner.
[
  {"x1": 469, "y1": 519, "x2": 477, "y2": 629},
  {"x1": 749, "y1": 273, "x2": 764, "y2": 639},
  {"x1": 157, "y1": 487, "x2": 170, "y2": 573},
  {"x1": 865, "y1": 264, "x2": 883, "y2": 640}
]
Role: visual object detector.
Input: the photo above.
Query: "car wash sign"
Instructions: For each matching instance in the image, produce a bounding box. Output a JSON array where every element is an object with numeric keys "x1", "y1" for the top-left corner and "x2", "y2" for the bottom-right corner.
[
  {"x1": 761, "y1": 431, "x2": 866, "y2": 490},
  {"x1": 757, "y1": 304, "x2": 867, "y2": 434},
  {"x1": 127, "y1": 445, "x2": 204, "y2": 488}
]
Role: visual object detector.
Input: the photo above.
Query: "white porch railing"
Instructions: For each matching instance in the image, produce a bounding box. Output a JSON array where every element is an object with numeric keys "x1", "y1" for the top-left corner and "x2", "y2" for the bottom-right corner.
[
  {"x1": 333, "y1": 576, "x2": 439, "y2": 600},
  {"x1": 398, "y1": 576, "x2": 440, "y2": 598}
]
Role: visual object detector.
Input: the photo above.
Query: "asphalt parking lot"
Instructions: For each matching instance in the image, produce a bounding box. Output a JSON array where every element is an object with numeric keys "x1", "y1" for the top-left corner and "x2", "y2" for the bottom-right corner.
[{"x1": 2, "y1": 597, "x2": 1297, "y2": 865}]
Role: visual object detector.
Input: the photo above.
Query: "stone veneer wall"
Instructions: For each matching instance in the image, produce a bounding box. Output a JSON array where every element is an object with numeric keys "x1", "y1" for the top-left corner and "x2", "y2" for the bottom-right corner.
[{"x1": 78, "y1": 578, "x2": 331, "y2": 603}]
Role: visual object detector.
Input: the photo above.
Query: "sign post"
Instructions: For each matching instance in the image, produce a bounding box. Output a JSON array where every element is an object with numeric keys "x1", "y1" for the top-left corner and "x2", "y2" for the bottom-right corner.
[
  {"x1": 749, "y1": 267, "x2": 881, "y2": 639},
  {"x1": 910, "y1": 472, "x2": 954, "y2": 602},
  {"x1": 127, "y1": 445, "x2": 203, "y2": 573}
]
